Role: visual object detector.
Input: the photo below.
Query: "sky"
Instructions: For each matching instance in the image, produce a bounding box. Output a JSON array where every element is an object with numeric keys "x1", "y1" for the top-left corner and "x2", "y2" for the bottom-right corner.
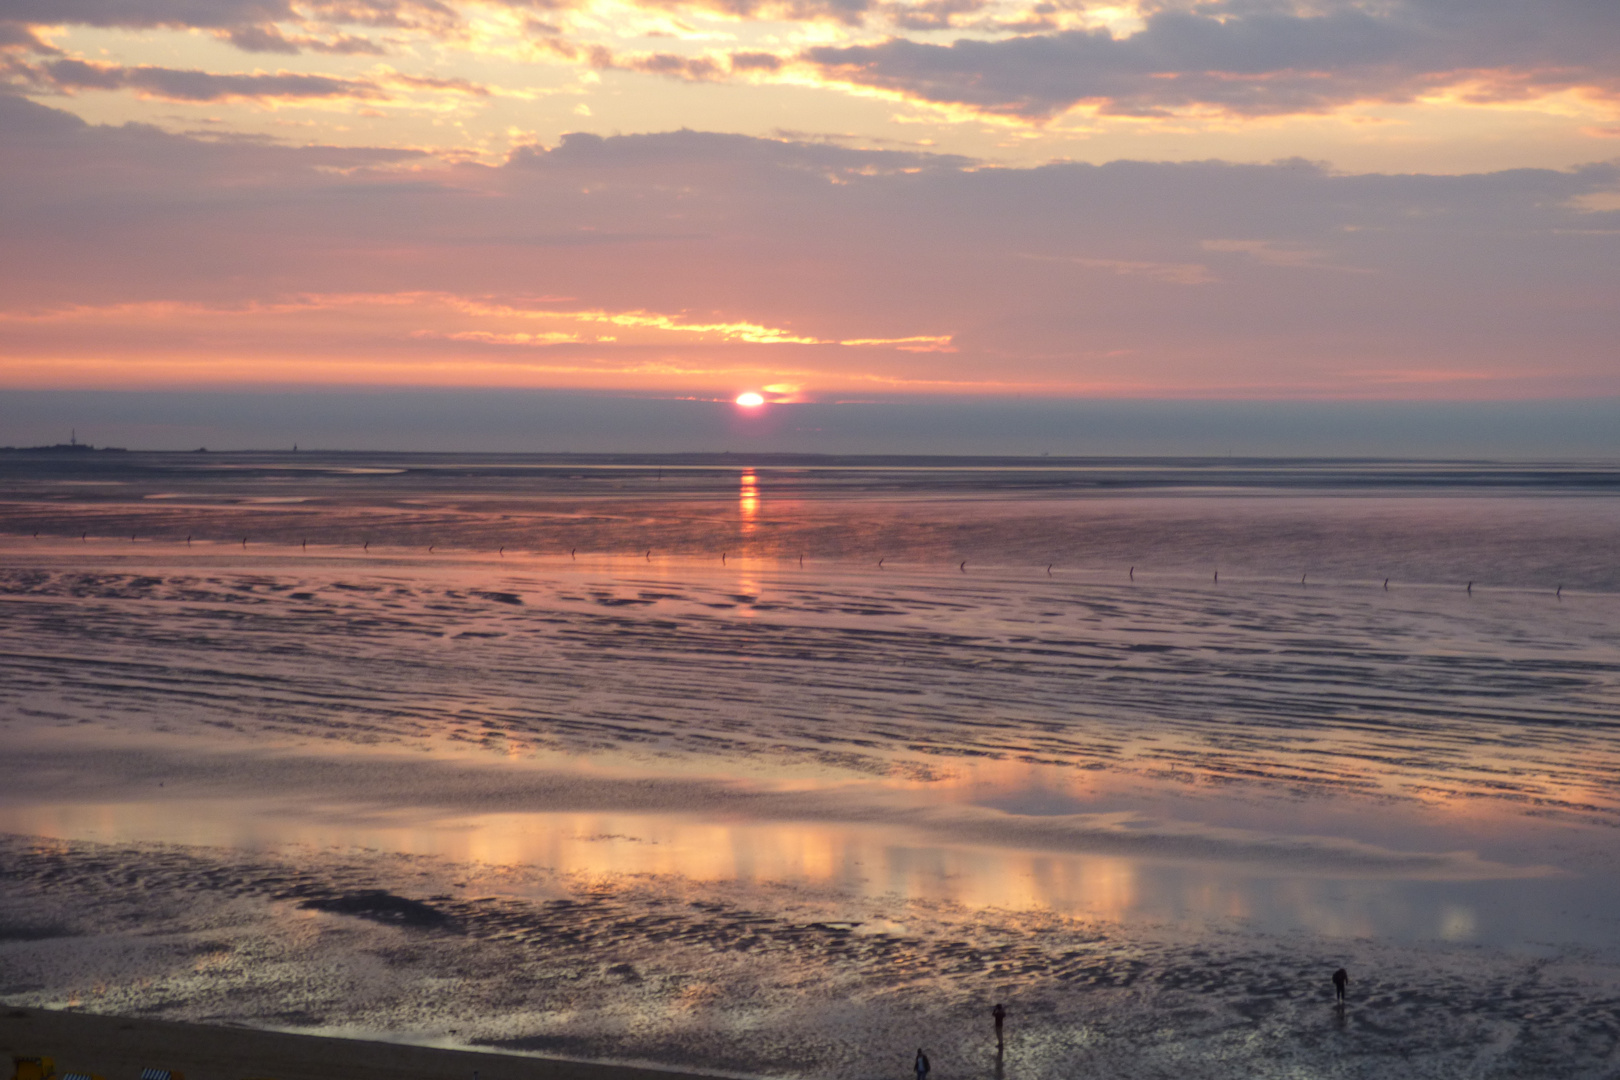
[
  {"x1": 8, "y1": 391, "x2": 1620, "y2": 456},
  {"x1": 2, "y1": 0, "x2": 1619, "y2": 445}
]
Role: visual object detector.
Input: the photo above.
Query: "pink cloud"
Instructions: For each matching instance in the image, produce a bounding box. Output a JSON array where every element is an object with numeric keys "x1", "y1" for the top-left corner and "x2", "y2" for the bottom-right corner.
[{"x1": 1, "y1": 96, "x2": 1618, "y2": 399}]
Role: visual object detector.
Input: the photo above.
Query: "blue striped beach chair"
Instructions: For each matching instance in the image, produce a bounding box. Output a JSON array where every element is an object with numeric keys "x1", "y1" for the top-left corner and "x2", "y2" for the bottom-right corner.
[{"x1": 138, "y1": 1070, "x2": 183, "y2": 1080}]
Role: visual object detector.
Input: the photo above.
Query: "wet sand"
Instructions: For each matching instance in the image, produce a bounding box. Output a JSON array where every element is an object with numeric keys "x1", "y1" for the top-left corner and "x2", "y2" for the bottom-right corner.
[
  {"x1": 0, "y1": 1007, "x2": 721, "y2": 1080},
  {"x1": 4, "y1": 453, "x2": 1620, "y2": 1078}
]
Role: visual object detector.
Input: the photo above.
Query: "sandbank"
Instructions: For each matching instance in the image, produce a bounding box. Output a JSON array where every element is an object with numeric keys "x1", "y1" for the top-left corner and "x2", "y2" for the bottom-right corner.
[{"x1": 1, "y1": 1009, "x2": 725, "y2": 1080}]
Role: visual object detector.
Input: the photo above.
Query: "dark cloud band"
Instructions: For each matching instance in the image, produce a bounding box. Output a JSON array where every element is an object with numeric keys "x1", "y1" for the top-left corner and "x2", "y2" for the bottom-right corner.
[
  {"x1": 40, "y1": 58, "x2": 386, "y2": 101},
  {"x1": 800, "y1": 0, "x2": 1620, "y2": 119}
]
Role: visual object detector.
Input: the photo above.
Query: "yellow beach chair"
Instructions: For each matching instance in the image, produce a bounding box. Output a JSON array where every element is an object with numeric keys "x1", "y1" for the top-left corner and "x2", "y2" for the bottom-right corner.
[{"x1": 11, "y1": 1057, "x2": 56, "y2": 1080}]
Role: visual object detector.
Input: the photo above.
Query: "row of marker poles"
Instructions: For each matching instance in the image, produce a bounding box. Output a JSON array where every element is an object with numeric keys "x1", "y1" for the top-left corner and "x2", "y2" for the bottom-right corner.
[{"x1": 42, "y1": 531, "x2": 1570, "y2": 596}]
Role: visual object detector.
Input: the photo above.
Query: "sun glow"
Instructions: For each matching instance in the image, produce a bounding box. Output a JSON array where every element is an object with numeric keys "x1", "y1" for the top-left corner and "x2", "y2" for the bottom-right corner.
[{"x1": 735, "y1": 391, "x2": 766, "y2": 407}]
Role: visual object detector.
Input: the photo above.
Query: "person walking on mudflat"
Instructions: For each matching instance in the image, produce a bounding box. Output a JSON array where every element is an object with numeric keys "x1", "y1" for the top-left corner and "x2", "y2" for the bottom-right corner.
[
  {"x1": 1333, "y1": 967, "x2": 1348, "y2": 1004},
  {"x1": 914, "y1": 1048, "x2": 931, "y2": 1080},
  {"x1": 992, "y1": 1003, "x2": 1006, "y2": 1049}
]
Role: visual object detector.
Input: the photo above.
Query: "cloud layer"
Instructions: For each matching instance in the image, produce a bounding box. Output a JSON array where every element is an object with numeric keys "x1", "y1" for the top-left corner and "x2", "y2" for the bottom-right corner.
[
  {"x1": 800, "y1": 0, "x2": 1620, "y2": 119},
  {"x1": 6, "y1": 0, "x2": 1620, "y2": 123},
  {"x1": 2, "y1": 93, "x2": 1617, "y2": 397},
  {"x1": 40, "y1": 58, "x2": 386, "y2": 101}
]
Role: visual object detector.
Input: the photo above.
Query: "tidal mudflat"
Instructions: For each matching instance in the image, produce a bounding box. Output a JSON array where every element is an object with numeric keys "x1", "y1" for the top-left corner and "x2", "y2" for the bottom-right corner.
[{"x1": 2, "y1": 453, "x2": 1619, "y2": 1078}]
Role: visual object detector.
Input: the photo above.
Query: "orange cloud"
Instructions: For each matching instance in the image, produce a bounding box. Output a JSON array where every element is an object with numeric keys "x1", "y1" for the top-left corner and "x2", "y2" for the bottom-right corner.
[
  {"x1": 0, "y1": 292, "x2": 962, "y2": 394},
  {"x1": 426, "y1": 297, "x2": 952, "y2": 348}
]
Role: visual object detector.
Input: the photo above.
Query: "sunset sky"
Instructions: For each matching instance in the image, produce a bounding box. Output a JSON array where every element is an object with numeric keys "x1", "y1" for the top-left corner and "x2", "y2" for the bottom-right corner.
[{"x1": 3, "y1": 0, "x2": 1619, "y2": 416}]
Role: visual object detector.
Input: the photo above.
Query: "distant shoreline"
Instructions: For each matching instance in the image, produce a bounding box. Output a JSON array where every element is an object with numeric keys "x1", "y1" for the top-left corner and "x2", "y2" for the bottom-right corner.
[
  {"x1": 0, "y1": 1007, "x2": 733, "y2": 1080},
  {"x1": 1, "y1": 443, "x2": 128, "y2": 453}
]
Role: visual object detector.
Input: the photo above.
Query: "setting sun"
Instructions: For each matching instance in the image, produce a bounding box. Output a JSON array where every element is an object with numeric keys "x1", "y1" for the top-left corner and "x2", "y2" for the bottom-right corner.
[{"x1": 735, "y1": 392, "x2": 765, "y2": 408}]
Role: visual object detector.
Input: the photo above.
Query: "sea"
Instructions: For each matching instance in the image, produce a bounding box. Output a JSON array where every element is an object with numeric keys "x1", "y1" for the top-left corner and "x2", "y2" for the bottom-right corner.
[{"x1": 1, "y1": 451, "x2": 1618, "y2": 1079}]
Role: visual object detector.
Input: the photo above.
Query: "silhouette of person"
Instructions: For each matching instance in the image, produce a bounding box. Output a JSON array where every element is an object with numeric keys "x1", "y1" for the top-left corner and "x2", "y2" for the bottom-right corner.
[
  {"x1": 992, "y1": 1003, "x2": 1006, "y2": 1049},
  {"x1": 914, "y1": 1049, "x2": 931, "y2": 1080},
  {"x1": 1332, "y1": 967, "x2": 1348, "y2": 1004}
]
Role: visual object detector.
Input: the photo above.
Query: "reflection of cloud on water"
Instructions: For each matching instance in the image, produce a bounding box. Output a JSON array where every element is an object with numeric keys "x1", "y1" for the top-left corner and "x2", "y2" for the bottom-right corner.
[
  {"x1": 0, "y1": 830, "x2": 1614, "y2": 1080},
  {"x1": 0, "y1": 739, "x2": 1555, "y2": 883},
  {"x1": 0, "y1": 740, "x2": 1562, "y2": 952}
]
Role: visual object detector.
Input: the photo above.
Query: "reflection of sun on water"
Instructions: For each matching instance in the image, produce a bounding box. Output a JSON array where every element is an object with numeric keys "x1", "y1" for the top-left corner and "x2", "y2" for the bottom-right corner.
[
  {"x1": 732, "y1": 470, "x2": 763, "y2": 600},
  {"x1": 739, "y1": 469, "x2": 759, "y2": 535}
]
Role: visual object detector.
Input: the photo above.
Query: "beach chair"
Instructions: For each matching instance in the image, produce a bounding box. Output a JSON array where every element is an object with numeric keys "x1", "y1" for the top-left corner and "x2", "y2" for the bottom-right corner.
[
  {"x1": 11, "y1": 1057, "x2": 56, "y2": 1080},
  {"x1": 138, "y1": 1071, "x2": 183, "y2": 1080},
  {"x1": 59, "y1": 1072, "x2": 105, "y2": 1080}
]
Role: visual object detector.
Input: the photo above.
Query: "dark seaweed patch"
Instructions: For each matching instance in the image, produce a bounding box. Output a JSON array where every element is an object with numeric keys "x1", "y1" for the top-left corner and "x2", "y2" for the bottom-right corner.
[{"x1": 296, "y1": 890, "x2": 451, "y2": 930}]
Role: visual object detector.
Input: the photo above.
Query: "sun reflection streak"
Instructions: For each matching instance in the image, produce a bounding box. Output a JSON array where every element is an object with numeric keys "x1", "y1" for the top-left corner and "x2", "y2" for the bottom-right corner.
[{"x1": 739, "y1": 468, "x2": 759, "y2": 535}]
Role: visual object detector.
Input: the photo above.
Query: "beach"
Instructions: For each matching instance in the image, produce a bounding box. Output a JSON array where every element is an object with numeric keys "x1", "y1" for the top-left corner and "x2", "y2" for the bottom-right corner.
[
  {"x1": 1, "y1": 1006, "x2": 723, "y2": 1080},
  {"x1": 3, "y1": 452, "x2": 1620, "y2": 1078}
]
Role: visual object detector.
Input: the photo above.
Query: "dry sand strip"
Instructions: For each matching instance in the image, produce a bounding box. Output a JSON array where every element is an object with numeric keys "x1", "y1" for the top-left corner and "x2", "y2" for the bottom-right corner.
[{"x1": 1, "y1": 1009, "x2": 726, "y2": 1080}]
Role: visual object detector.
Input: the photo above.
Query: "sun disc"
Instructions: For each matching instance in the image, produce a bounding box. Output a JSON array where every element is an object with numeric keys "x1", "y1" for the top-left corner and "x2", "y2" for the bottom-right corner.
[{"x1": 735, "y1": 392, "x2": 765, "y2": 407}]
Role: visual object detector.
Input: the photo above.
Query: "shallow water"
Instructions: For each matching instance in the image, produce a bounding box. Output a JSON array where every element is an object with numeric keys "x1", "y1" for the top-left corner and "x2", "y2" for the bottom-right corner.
[
  {"x1": 2, "y1": 452, "x2": 1620, "y2": 1077},
  {"x1": 5, "y1": 450, "x2": 1620, "y2": 589}
]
